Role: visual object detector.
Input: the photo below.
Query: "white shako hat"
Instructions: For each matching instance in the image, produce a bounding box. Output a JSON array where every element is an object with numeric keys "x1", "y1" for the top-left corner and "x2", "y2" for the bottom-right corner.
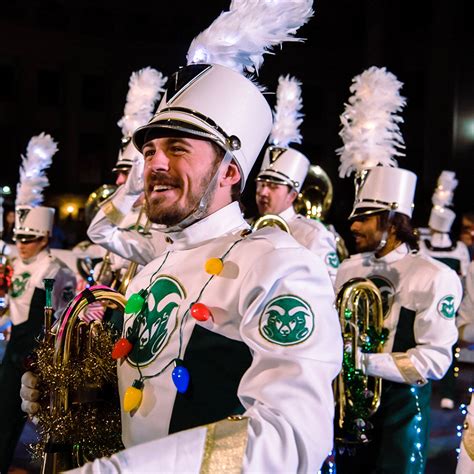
[
  {"x1": 133, "y1": 1, "x2": 314, "y2": 190},
  {"x1": 113, "y1": 68, "x2": 167, "y2": 172},
  {"x1": 350, "y1": 166, "x2": 417, "y2": 219},
  {"x1": 257, "y1": 75, "x2": 309, "y2": 192},
  {"x1": 429, "y1": 206, "x2": 456, "y2": 233},
  {"x1": 428, "y1": 170, "x2": 458, "y2": 233},
  {"x1": 336, "y1": 66, "x2": 416, "y2": 219},
  {"x1": 14, "y1": 133, "x2": 58, "y2": 241}
]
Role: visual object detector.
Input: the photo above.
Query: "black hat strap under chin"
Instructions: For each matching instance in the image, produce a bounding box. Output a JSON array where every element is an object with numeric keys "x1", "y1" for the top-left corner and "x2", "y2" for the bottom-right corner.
[{"x1": 162, "y1": 151, "x2": 234, "y2": 233}]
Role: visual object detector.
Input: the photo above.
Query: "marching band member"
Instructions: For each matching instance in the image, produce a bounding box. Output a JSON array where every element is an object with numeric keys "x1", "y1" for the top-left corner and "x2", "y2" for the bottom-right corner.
[
  {"x1": 0, "y1": 134, "x2": 76, "y2": 473},
  {"x1": 255, "y1": 75, "x2": 340, "y2": 284},
  {"x1": 456, "y1": 261, "x2": 474, "y2": 474},
  {"x1": 419, "y1": 171, "x2": 470, "y2": 280},
  {"x1": 87, "y1": 68, "x2": 168, "y2": 272},
  {"x1": 22, "y1": 1, "x2": 342, "y2": 472},
  {"x1": 334, "y1": 67, "x2": 462, "y2": 472},
  {"x1": 419, "y1": 170, "x2": 470, "y2": 410}
]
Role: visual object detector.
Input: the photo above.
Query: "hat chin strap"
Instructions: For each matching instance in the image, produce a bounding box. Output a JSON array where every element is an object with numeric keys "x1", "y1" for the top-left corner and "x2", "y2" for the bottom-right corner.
[
  {"x1": 374, "y1": 210, "x2": 396, "y2": 254},
  {"x1": 162, "y1": 151, "x2": 234, "y2": 233}
]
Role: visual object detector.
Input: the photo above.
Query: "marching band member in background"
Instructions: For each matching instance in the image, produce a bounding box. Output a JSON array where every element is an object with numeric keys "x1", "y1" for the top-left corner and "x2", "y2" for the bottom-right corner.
[
  {"x1": 87, "y1": 67, "x2": 167, "y2": 289},
  {"x1": 0, "y1": 134, "x2": 76, "y2": 473},
  {"x1": 22, "y1": 1, "x2": 342, "y2": 472},
  {"x1": 419, "y1": 170, "x2": 470, "y2": 410},
  {"x1": 456, "y1": 261, "x2": 474, "y2": 473},
  {"x1": 334, "y1": 66, "x2": 461, "y2": 473},
  {"x1": 255, "y1": 75, "x2": 340, "y2": 285}
]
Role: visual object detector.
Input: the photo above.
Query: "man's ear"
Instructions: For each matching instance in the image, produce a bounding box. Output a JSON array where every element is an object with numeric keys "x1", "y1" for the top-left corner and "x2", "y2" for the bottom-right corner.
[
  {"x1": 289, "y1": 188, "x2": 299, "y2": 204},
  {"x1": 220, "y1": 161, "x2": 241, "y2": 188}
]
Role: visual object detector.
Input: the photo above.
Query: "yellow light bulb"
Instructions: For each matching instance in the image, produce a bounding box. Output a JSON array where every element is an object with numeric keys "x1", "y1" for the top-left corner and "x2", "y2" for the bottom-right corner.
[
  {"x1": 123, "y1": 380, "x2": 143, "y2": 412},
  {"x1": 205, "y1": 258, "x2": 224, "y2": 275}
]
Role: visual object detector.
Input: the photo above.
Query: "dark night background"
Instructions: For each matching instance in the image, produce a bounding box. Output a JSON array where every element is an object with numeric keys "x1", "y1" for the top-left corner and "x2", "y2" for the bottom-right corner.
[{"x1": 1, "y1": 0, "x2": 474, "y2": 247}]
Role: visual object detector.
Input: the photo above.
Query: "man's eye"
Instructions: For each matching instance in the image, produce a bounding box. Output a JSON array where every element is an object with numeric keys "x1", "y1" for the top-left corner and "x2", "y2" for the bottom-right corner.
[{"x1": 143, "y1": 149, "x2": 154, "y2": 158}]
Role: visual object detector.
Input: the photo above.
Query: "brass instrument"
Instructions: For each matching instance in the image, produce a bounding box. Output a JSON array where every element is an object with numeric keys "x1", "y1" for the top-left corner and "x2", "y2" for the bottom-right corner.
[
  {"x1": 84, "y1": 184, "x2": 118, "y2": 226},
  {"x1": 36, "y1": 280, "x2": 126, "y2": 473},
  {"x1": 294, "y1": 165, "x2": 333, "y2": 221},
  {"x1": 335, "y1": 277, "x2": 386, "y2": 445},
  {"x1": 252, "y1": 214, "x2": 291, "y2": 234}
]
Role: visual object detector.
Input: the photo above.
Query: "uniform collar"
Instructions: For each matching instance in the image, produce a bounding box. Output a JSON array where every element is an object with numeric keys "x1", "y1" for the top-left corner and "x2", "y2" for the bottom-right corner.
[
  {"x1": 279, "y1": 205, "x2": 297, "y2": 222},
  {"x1": 430, "y1": 232, "x2": 452, "y2": 248},
  {"x1": 21, "y1": 248, "x2": 49, "y2": 265},
  {"x1": 372, "y1": 242, "x2": 410, "y2": 264},
  {"x1": 165, "y1": 202, "x2": 249, "y2": 250}
]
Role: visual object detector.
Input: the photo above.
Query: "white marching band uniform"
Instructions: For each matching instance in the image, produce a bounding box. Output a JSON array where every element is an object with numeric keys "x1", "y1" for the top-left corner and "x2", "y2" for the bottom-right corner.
[
  {"x1": 72, "y1": 203, "x2": 342, "y2": 473},
  {"x1": 336, "y1": 244, "x2": 461, "y2": 385},
  {"x1": 456, "y1": 261, "x2": 474, "y2": 474},
  {"x1": 279, "y1": 205, "x2": 339, "y2": 284},
  {"x1": 1, "y1": 249, "x2": 75, "y2": 328}
]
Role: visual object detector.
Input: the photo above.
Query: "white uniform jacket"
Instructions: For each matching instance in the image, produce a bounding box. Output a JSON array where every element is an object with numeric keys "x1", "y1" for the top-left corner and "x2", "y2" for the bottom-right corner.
[
  {"x1": 419, "y1": 233, "x2": 470, "y2": 278},
  {"x1": 87, "y1": 186, "x2": 166, "y2": 266},
  {"x1": 279, "y1": 206, "x2": 340, "y2": 285},
  {"x1": 335, "y1": 244, "x2": 461, "y2": 386},
  {"x1": 456, "y1": 261, "x2": 474, "y2": 473},
  {"x1": 71, "y1": 202, "x2": 342, "y2": 473},
  {"x1": 1, "y1": 249, "x2": 76, "y2": 327}
]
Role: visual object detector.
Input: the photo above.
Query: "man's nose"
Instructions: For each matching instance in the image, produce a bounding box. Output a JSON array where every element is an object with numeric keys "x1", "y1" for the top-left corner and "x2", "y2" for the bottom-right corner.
[
  {"x1": 147, "y1": 149, "x2": 170, "y2": 171},
  {"x1": 350, "y1": 221, "x2": 360, "y2": 233}
]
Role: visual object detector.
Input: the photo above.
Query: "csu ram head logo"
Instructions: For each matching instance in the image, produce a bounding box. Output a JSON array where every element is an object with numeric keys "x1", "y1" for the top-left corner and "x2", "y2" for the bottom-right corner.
[{"x1": 259, "y1": 295, "x2": 314, "y2": 346}]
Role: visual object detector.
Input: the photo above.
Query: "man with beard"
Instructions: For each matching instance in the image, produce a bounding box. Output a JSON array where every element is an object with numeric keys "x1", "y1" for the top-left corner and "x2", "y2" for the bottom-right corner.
[
  {"x1": 335, "y1": 166, "x2": 462, "y2": 473},
  {"x1": 20, "y1": 1, "x2": 342, "y2": 470}
]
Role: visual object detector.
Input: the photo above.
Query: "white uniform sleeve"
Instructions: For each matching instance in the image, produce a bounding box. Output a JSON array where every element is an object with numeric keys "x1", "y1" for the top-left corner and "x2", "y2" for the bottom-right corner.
[
  {"x1": 458, "y1": 262, "x2": 474, "y2": 343},
  {"x1": 365, "y1": 267, "x2": 461, "y2": 384},
  {"x1": 237, "y1": 246, "x2": 342, "y2": 472},
  {"x1": 65, "y1": 246, "x2": 342, "y2": 474},
  {"x1": 459, "y1": 241, "x2": 472, "y2": 279},
  {"x1": 87, "y1": 187, "x2": 165, "y2": 266},
  {"x1": 304, "y1": 222, "x2": 340, "y2": 286}
]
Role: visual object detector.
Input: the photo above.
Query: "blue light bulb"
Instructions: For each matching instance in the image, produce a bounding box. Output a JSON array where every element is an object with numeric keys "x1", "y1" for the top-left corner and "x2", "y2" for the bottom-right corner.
[{"x1": 172, "y1": 361, "x2": 190, "y2": 393}]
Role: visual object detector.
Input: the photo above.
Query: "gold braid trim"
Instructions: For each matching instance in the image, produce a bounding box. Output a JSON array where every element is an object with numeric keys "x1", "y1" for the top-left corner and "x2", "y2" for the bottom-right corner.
[
  {"x1": 101, "y1": 201, "x2": 125, "y2": 226},
  {"x1": 391, "y1": 353, "x2": 426, "y2": 386},
  {"x1": 200, "y1": 416, "x2": 249, "y2": 474}
]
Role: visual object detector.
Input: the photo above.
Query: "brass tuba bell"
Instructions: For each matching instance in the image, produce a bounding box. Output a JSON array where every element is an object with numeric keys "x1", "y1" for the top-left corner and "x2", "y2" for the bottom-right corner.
[
  {"x1": 335, "y1": 277, "x2": 387, "y2": 445},
  {"x1": 252, "y1": 214, "x2": 291, "y2": 234},
  {"x1": 294, "y1": 165, "x2": 333, "y2": 221},
  {"x1": 35, "y1": 280, "x2": 126, "y2": 473}
]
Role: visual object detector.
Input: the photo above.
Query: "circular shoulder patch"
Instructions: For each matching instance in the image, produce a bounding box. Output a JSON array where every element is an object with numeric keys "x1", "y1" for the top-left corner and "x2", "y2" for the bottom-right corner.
[
  {"x1": 437, "y1": 295, "x2": 456, "y2": 319},
  {"x1": 259, "y1": 295, "x2": 314, "y2": 346},
  {"x1": 325, "y1": 251, "x2": 340, "y2": 269}
]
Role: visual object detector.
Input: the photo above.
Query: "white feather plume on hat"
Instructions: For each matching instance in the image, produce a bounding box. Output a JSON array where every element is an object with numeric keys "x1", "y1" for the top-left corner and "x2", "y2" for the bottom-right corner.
[
  {"x1": 186, "y1": 0, "x2": 314, "y2": 75},
  {"x1": 337, "y1": 66, "x2": 406, "y2": 178},
  {"x1": 270, "y1": 75, "x2": 303, "y2": 147},
  {"x1": 16, "y1": 133, "x2": 58, "y2": 207},
  {"x1": 432, "y1": 170, "x2": 458, "y2": 208},
  {"x1": 117, "y1": 67, "x2": 167, "y2": 139}
]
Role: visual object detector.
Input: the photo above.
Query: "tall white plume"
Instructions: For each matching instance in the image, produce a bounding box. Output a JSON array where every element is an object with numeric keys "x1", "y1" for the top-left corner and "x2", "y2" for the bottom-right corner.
[
  {"x1": 16, "y1": 133, "x2": 58, "y2": 207},
  {"x1": 118, "y1": 67, "x2": 167, "y2": 137},
  {"x1": 432, "y1": 170, "x2": 458, "y2": 207},
  {"x1": 187, "y1": 0, "x2": 313, "y2": 75},
  {"x1": 337, "y1": 66, "x2": 407, "y2": 178},
  {"x1": 270, "y1": 75, "x2": 303, "y2": 147}
]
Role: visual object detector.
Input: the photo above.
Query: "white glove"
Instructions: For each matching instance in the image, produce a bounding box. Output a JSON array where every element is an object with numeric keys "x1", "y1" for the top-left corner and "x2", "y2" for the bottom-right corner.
[
  {"x1": 123, "y1": 155, "x2": 144, "y2": 196},
  {"x1": 20, "y1": 371, "x2": 41, "y2": 416}
]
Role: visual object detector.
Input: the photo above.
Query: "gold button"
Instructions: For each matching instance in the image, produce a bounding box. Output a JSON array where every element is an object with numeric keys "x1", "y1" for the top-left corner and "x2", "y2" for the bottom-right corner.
[
  {"x1": 165, "y1": 236, "x2": 173, "y2": 244},
  {"x1": 228, "y1": 415, "x2": 244, "y2": 421},
  {"x1": 416, "y1": 380, "x2": 424, "y2": 385},
  {"x1": 240, "y1": 229, "x2": 252, "y2": 237},
  {"x1": 464, "y1": 421, "x2": 469, "y2": 430}
]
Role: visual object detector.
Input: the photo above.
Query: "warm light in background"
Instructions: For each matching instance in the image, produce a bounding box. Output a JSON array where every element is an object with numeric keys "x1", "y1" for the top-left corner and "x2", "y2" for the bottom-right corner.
[{"x1": 66, "y1": 205, "x2": 75, "y2": 214}]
